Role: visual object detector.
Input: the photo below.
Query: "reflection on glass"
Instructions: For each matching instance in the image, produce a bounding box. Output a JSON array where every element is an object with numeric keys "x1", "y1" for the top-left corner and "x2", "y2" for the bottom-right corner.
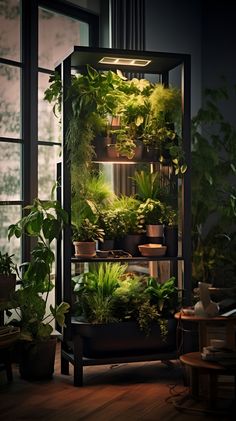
[
  {"x1": 38, "y1": 144, "x2": 61, "y2": 199},
  {"x1": 39, "y1": 8, "x2": 89, "y2": 70},
  {"x1": 0, "y1": 64, "x2": 20, "y2": 138},
  {"x1": 38, "y1": 72, "x2": 61, "y2": 142},
  {"x1": 0, "y1": 142, "x2": 21, "y2": 200},
  {"x1": 0, "y1": 0, "x2": 20, "y2": 62},
  {"x1": 0, "y1": 205, "x2": 21, "y2": 264}
]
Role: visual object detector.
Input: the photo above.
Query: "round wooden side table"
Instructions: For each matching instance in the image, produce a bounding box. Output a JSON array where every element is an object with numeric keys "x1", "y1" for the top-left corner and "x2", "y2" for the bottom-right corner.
[
  {"x1": 175, "y1": 312, "x2": 236, "y2": 350},
  {"x1": 179, "y1": 351, "x2": 236, "y2": 408}
]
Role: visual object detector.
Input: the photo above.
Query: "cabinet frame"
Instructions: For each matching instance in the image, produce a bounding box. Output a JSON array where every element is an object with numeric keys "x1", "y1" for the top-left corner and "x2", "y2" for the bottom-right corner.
[{"x1": 55, "y1": 46, "x2": 191, "y2": 386}]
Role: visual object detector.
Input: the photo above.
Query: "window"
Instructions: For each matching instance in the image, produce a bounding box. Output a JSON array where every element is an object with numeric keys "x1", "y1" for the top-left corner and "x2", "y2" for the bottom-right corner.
[{"x1": 0, "y1": 0, "x2": 98, "y2": 262}]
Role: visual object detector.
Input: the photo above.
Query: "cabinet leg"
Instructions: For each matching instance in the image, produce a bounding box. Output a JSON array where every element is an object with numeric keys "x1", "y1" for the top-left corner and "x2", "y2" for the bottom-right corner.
[
  {"x1": 61, "y1": 355, "x2": 70, "y2": 375},
  {"x1": 74, "y1": 334, "x2": 83, "y2": 387}
]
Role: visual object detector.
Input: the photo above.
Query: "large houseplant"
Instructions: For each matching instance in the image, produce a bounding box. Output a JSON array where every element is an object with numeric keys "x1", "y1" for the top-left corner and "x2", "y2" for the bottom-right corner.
[
  {"x1": 72, "y1": 262, "x2": 179, "y2": 357},
  {"x1": 6, "y1": 197, "x2": 70, "y2": 380},
  {"x1": 191, "y1": 83, "x2": 236, "y2": 287}
]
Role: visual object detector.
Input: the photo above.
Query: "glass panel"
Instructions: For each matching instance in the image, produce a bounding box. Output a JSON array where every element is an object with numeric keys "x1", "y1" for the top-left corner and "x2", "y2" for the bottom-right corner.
[
  {"x1": 0, "y1": 142, "x2": 21, "y2": 200},
  {"x1": 0, "y1": 64, "x2": 20, "y2": 138},
  {"x1": 38, "y1": 72, "x2": 61, "y2": 142},
  {"x1": 38, "y1": 144, "x2": 61, "y2": 199},
  {"x1": 0, "y1": 0, "x2": 20, "y2": 62},
  {"x1": 38, "y1": 8, "x2": 89, "y2": 70},
  {"x1": 0, "y1": 204, "x2": 21, "y2": 264}
]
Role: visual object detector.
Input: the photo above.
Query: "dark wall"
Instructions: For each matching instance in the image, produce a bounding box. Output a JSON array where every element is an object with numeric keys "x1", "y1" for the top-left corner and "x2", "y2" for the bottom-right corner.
[
  {"x1": 145, "y1": 0, "x2": 202, "y2": 116},
  {"x1": 202, "y1": 0, "x2": 236, "y2": 123}
]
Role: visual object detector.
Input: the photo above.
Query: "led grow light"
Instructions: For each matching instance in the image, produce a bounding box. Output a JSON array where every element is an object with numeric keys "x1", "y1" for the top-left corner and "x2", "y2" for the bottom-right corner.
[{"x1": 98, "y1": 57, "x2": 151, "y2": 67}]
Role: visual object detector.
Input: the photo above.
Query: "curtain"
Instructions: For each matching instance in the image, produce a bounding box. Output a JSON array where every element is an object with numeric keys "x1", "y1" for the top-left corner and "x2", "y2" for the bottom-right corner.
[{"x1": 110, "y1": 0, "x2": 145, "y2": 50}]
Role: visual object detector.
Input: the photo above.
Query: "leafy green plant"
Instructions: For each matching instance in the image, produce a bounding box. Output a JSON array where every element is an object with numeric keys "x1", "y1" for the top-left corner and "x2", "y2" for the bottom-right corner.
[
  {"x1": 97, "y1": 209, "x2": 125, "y2": 240},
  {"x1": 72, "y1": 218, "x2": 104, "y2": 243},
  {"x1": 0, "y1": 251, "x2": 16, "y2": 276},
  {"x1": 132, "y1": 170, "x2": 168, "y2": 201},
  {"x1": 138, "y1": 198, "x2": 165, "y2": 225},
  {"x1": 110, "y1": 195, "x2": 145, "y2": 235},
  {"x1": 6, "y1": 198, "x2": 70, "y2": 342},
  {"x1": 73, "y1": 264, "x2": 178, "y2": 339},
  {"x1": 191, "y1": 82, "x2": 236, "y2": 287},
  {"x1": 73, "y1": 263, "x2": 127, "y2": 323}
]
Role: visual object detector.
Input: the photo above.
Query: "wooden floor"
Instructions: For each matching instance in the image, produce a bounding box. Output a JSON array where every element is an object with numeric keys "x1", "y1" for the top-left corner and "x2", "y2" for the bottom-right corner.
[{"x1": 0, "y1": 343, "x2": 234, "y2": 420}]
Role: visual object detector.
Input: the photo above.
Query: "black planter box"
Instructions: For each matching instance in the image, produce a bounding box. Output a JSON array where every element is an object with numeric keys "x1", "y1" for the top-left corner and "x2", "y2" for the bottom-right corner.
[{"x1": 73, "y1": 319, "x2": 177, "y2": 358}]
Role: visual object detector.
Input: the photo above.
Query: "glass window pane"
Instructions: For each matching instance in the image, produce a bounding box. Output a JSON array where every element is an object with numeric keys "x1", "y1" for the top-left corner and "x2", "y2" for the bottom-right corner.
[
  {"x1": 38, "y1": 144, "x2": 61, "y2": 199},
  {"x1": 38, "y1": 8, "x2": 89, "y2": 70},
  {"x1": 0, "y1": 64, "x2": 20, "y2": 138},
  {"x1": 38, "y1": 72, "x2": 61, "y2": 142},
  {"x1": 0, "y1": 142, "x2": 21, "y2": 200},
  {"x1": 0, "y1": 204, "x2": 21, "y2": 264},
  {"x1": 0, "y1": 0, "x2": 20, "y2": 62}
]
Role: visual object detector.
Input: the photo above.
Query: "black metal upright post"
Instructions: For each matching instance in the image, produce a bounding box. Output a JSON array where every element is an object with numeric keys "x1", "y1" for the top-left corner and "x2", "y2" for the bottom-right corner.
[
  {"x1": 61, "y1": 56, "x2": 72, "y2": 340},
  {"x1": 181, "y1": 55, "x2": 191, "y2": 305}
]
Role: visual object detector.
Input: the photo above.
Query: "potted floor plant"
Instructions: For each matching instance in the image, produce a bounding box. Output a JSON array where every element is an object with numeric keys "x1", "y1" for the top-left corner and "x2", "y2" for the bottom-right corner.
[
  {"x1": 0, "y1": 251, "x2": 16, "y2": 302},
  {"x1": 5, "y1": 197, "x2": 70, "y2": 380},
  {"x1": 72, "y1": 262, "x2": 179, "y2": 358}
]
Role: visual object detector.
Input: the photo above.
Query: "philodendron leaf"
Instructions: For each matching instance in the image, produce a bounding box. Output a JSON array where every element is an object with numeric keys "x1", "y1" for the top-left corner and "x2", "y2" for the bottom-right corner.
[
  {"x1": 43, "y1": 218, "x2": 61, "y2": 243},
  {"x1": 25, "y1": 211, "x2": 44, "y2": 235},
  {"x1": 50, "y1": 302, "x2": 70, "y2": 327},
  {"x1": 37, "y1": 323, "x2": 53, "y2": 339}
]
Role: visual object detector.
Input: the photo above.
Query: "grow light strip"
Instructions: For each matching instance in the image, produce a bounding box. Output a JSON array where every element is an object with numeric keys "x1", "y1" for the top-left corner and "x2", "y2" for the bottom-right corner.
[{"x1": 99, "y1": 57, "x2": 151, "y2": 67}]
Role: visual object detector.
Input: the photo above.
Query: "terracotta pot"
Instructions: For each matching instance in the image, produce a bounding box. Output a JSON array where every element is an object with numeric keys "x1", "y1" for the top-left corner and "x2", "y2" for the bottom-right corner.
[
  {"x1": 146, "y1": 224, "x2": 164, "y2": 238},
  {"x1": 0, "y1": 274, "x2": 16, "y2": 302},
  {"x1": 73, "y1": 241, "x2": 96, "y2": 258}
]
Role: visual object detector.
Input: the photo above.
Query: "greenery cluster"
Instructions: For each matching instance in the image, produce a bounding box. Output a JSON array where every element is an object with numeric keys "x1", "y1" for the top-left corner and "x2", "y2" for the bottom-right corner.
[
  {"x1": 138, "y1": 198, "x2": 165, "y2": 225},
  {"x1": 73, "y1": 262, "x2": 178, "y2": 338},
  {"x1": 191, "y1": 82, "x2": 236, "y2": 287},
  {"x1": 44, "y1": 66, "x2": 186, "y2": 174},
  {"x1": 4, "y1": 197, "x2": 70, "y2": 342}
]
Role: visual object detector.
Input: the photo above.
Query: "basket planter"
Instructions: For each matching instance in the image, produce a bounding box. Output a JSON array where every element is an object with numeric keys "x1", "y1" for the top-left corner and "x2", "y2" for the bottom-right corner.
[
  {"x1": 73, "y1": 319, "x2": 177, "y2": 358},
  {"x1": 19, "y1": 337, "x2": 57, "y2": 380}
]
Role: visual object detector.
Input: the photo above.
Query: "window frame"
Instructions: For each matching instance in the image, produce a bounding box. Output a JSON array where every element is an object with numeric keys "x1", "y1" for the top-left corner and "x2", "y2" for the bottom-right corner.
[{"x1": 0, "y1": 0, "x2": 99, "y2": 261}]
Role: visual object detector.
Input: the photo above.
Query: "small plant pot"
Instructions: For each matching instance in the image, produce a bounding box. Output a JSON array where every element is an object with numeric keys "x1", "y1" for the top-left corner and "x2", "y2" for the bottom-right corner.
[
  {"x1": 73, "y1": 241, "x2": 96, "y2": 258},
  {"x1": 146, "y1": 224, "x2": 164, "y2": 238},
  {"x1": 164, "y1": 225, "x2": 178, "y2": 257},
  {"x1": 98, "y1": 239, "x2": 115, "y2": 251}
]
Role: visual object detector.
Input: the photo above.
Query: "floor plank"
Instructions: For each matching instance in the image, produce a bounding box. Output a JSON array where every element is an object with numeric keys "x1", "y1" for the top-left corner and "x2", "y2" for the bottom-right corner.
[{"x1": 0, "y1": 344, "x2": 234, "y2": 420}]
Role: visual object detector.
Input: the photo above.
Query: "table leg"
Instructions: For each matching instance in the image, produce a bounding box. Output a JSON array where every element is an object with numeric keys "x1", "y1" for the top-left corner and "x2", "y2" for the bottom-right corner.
[
  {"x1": 190, "y1": 367, "x2": 199, "y2": 398},
  {"x1": 208, "y1": 373, "x2": 218, "y2": 408}
]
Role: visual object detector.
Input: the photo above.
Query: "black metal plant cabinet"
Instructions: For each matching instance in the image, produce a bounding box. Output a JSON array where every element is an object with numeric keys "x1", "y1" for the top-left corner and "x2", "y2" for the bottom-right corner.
[{"x1": 55, "y1": 47, "x2": 191, "y2": 386}]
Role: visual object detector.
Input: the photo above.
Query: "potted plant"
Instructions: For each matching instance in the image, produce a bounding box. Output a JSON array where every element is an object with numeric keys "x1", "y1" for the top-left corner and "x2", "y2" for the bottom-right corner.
[
  {"x1": 0, "y1": 251, "x2": 17, "y2": 302},
  {"x1": 97, "y1": 209, "x2": 125, "y2": 251},
  {"x1": 72, "y1": 262, "x2": 179, "y2": 358},
  {"x1": 138, "y1": 198, "x2": 165, "y2": 242},
  {"x1": 108, "y1": 196, "x2": 145, "y2": 255},
  {"x1": 72, "y1": 218, "x2": 105, "y2": 258},
  {"x1": 163, "y1": 205, "x2": 178, "y2": 257},
  {"x1": 5, "y1": 197, "x2": 70, "y2": 380}
]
